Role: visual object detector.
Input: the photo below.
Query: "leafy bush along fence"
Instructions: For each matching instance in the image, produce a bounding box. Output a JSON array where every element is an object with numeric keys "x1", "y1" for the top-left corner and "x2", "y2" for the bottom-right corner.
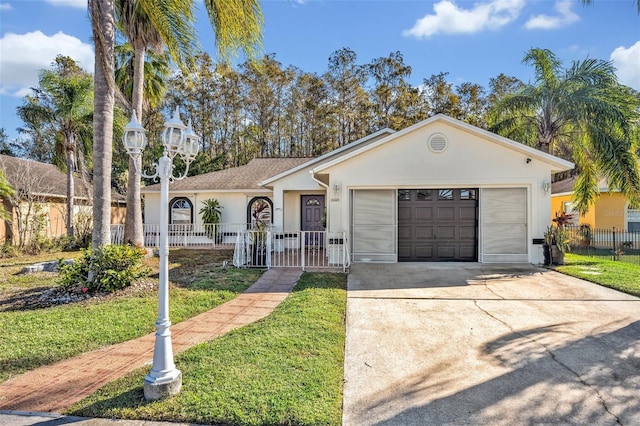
[{"x1": 566, "y1": 226, "x2": 640, "y2": 265}]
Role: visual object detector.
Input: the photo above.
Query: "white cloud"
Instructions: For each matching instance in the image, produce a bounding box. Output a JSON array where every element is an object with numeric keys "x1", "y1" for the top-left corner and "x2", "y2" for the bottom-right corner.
[
  {"x1": 45, "y1": 0, "x2": 86, "y2": 9},
  {"x1": 0, "y1": 31, "x2": 94, "y2": 97},
  {"x1": 611, "y1": 40, "x2": 640, "y2": 90},
  {"x1": 525, "y1": 0, "x2": 579, "y2": 30},
  {"x1": 0, "y1": 3, "x2": 13, "y2": 11},
  {"x1": 402, "y1": 0, "x2": 525, "y2": 39}
]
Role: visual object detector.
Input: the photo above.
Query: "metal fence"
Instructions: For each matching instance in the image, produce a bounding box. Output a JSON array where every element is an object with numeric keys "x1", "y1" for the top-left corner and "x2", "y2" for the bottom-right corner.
[{"x1": 565, "y1": 226, "x2": 640, "y2": 265}]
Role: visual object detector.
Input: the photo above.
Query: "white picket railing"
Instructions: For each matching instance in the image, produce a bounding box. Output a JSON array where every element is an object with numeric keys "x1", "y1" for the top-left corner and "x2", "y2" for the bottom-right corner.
[
  {"x1": 110, "y1": 223, "x2": 249, "y2": 248},
  {"x1": 110, "y1": 224, "x2": 350, "y2": 271},
  {"x1": 233, "y1": 230, "x2": 350, "y2": 271}
]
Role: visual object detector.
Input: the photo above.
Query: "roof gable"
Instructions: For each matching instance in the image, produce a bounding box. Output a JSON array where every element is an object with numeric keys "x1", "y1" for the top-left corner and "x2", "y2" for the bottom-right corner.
[
  {"x1": 260, "y1": 128, "x2": 396, "y2": 187},
  {"x1": 312, "y1": 114, "x2": 574, "y2": 174}
]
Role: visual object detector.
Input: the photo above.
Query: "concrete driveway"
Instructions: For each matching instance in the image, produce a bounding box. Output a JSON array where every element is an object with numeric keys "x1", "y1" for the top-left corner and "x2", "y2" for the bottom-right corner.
[{"x1": 342, "y1": 263, "x2": 640, "y2": 425}]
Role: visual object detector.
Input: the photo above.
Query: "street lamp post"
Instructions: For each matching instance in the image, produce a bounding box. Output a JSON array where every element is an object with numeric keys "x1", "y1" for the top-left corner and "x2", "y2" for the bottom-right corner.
[{"x1": 123, "y1": 107, "x2": 200, "y2": 400}]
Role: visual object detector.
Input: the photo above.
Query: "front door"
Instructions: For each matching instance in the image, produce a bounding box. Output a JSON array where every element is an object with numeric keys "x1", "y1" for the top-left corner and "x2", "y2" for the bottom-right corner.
[
  {"x1": 301, "y1": 195, "x2": 325, "y2": 246},
  {"x1": 398, "y1": 189, "x2": 478, "y2": 261}
]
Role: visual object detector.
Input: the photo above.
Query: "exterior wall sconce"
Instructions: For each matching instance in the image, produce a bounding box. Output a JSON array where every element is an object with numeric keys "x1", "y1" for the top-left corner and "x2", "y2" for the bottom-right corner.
[
  {"x1": 333, "y1": 183, "x2": 341, "y2": 199},
  {"x1": 542, "y1": 181, "x2": 551, "y2": 193}
]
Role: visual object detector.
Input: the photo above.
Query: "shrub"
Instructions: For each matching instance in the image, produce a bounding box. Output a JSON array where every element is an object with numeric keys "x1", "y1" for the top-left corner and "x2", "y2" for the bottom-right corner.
[
  {"x1": 58, "y1": 245, "x2": 150, "y2": 293},
  {"x1": 0, "y1": 241, "x2": 19, "y2": 258}
]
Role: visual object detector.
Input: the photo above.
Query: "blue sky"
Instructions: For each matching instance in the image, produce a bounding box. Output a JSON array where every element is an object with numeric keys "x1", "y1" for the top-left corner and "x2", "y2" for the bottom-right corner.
[{"x1": 0, "y1": 0, "x2": 639, "y2": 142}]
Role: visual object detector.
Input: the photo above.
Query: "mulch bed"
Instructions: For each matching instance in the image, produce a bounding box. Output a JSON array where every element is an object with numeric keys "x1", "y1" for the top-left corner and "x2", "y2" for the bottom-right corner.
[{"x1": 0, "y1": 277, "x2": 157, "y2": 312}]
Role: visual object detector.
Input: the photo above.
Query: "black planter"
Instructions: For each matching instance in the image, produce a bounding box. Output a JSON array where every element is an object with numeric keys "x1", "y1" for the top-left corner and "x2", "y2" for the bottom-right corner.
[
  {"x1": 543, "y1": 244, "x2": 551, "y2": 265},
  {"x1": 551, "y1": 245, "x2": 565, "y2": 265}
]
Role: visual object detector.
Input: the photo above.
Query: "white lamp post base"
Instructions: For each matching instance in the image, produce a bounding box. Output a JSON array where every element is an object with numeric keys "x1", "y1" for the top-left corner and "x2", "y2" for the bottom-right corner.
[{"x1": 143, "y1": 372, "x2": 182, "y2": 401}]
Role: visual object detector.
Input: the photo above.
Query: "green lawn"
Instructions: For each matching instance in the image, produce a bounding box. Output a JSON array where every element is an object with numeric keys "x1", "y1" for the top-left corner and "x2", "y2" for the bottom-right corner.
[
  {"x1": 0, "y1": 249, "x2": 262, "y2": 383},
  {"x1": 67, "y1": 272, "x2": 347, "y2": 426},
  {"x1": 553, "y1": 253, "x2": 640, "y2": 297}
]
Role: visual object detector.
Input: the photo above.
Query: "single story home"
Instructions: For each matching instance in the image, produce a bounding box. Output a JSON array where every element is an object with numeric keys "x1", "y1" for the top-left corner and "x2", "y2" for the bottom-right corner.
[
  {"x1": 142, "y1": 114, "x2": 574, "y2": 264},
  {"x1": 0, "y1": 154, "x2": 126, "y2": 245},
  {"x1": 552, "y1": 175, "x2": 640, "y2": 231}
]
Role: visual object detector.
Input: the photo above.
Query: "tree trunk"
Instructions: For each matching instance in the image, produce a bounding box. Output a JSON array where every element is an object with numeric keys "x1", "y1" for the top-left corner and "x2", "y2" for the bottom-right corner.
[
  {"x1": 123, "y1": 45, "x2": 146, "y2": 247},
  {"x1": 90, "y1": 0, "x2": 115, "y2": 249},
  {"x1": 65, "y1": 136, "x2": 75, "y2": 238}
]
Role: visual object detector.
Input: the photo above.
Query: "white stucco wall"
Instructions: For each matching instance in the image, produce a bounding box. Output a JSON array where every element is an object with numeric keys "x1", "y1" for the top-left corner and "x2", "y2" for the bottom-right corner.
[
  {"x1": 143, "y1": 190, "x2": 273, "y2": 226},
  {"x1": 317, "y1": 120, "x2": 560, "y2": 264}
]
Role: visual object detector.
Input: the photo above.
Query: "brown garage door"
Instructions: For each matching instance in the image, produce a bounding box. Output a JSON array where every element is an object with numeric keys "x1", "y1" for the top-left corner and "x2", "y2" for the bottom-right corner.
[{"x1": 398, "y1": 189, "x2": 478, "y2": 261}]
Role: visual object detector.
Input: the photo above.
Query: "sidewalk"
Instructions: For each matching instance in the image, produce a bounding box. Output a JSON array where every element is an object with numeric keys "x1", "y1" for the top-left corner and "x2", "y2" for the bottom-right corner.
[{"x1": 0, "y1": 268, "x2": 302, "y2": 417}]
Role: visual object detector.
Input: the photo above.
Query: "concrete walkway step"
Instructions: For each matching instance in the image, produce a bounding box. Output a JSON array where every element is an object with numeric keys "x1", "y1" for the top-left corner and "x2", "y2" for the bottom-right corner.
[{"x1": 0, "y1": 268, "x2": 302, "y2": 414}]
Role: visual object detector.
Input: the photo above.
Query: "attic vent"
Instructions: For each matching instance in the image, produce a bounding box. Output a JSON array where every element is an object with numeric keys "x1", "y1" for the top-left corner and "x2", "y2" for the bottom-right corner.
[{"x1": 428, "y1": 133, "x2": 448, "y2": 153}]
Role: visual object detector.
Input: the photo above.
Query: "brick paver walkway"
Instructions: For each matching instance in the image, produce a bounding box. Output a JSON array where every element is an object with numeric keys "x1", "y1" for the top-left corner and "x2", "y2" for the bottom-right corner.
[{"x1": 0, "y1": 268, "x2": 302, "y2": 414}]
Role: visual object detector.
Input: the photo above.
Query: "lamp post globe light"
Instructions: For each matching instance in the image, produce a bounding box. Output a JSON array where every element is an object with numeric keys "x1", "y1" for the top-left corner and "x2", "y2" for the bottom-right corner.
[{"x1": 123, "y1": 107, "x2": 200, "y2": 400}]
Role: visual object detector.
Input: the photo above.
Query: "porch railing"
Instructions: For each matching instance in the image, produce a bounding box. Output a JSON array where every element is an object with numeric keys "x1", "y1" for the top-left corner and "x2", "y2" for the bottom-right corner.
[
  {"x1": 110, "y1": 223, "x2": 249, "y2": 247},
  {"x1": 233, "y1": 230, "x2": 350, "y2": 271},
  {"x1": 110, "y1": 224, "x2": 350, "y2": 271}
]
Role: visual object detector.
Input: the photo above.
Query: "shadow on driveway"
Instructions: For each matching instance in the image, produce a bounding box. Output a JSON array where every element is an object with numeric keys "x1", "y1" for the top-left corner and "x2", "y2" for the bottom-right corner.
[{"x1": 343, "y1": 263, "x2": 640, "y2": 425}]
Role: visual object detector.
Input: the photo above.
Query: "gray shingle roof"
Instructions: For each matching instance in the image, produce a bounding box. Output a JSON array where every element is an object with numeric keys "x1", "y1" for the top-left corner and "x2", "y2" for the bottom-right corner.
[
  {"x1": 142, "y1": 158, "x2": 313, "y2": 192},
  {"x1": 0, "y1": 154, "x2": 125, "y2": 202},
  {"x1": 551, "y1": 175, "x2": 609, "y2": 194}
]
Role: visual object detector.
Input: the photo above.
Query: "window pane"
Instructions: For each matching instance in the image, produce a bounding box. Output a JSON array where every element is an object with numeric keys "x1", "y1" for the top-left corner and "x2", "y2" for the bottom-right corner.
[
  {"x1": 417, "y1": 189, "x2": 432, "y2": 200},
  {"x1": 398, "y1": 190, "x2": 410, "y2": 201},
  {"x1": 306, "y1": 198, "x2": 320, "y2": 206},
  {"x1": 460, "y1": 189, "x2": 477, "y2": 200},
  {"x1": 438, "y1": 189, "x2": 453, "y2": 200},
  {"x1": 172, "y1": 209, "x2": 190, "y2": 224},
  {"x1": 628, "y1": 209, "x2": 640, "y2": 231}
]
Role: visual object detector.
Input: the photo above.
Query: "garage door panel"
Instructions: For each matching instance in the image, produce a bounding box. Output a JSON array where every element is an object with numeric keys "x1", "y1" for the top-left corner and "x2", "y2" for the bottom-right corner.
[
  {"x1": 437, "y1": 245, "x2": 456, "y2": 259},
  {"x1": 459, "y1": 226, "x2": 476, "y2": 240},
  {"x1": 398, "y1": 245, "x2": 412, "y2": 259},
  {"x1": 415, "y1": 245, "x2": 434, "y2": 259},
  {"x1": 437, "y1": 226, "x2": 455, "y2": 239},
  {"x1": 416, "y1": 226, "x2": 434, "y2": 239},
  {"x1": 398, "y1": 225, "x2": 412, "y2": 240},
  {"x1": 459, "y1": 245, "x2": 476, "y2": 260},
  {"x1": 437, "y1": 207, "x2": 455, "y2": 220},
  {"x1": 416, "y1": 207, "x2": 433, "y2": 221},
  {"x1": 398, "y1": 206, "x2": 412, "y2": 221},
  {"x1": 459, "y1": 206, "x2": 476, "y2": 220}
]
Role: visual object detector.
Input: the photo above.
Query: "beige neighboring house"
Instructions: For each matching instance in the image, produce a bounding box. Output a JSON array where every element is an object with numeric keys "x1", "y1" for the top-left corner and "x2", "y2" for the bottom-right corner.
[
  {"x1": 142, "y1": 114, "x2": 574, "y2": 264},
  {"x1": 0, "y1": 154, "x2": 126, "y2": 245}
]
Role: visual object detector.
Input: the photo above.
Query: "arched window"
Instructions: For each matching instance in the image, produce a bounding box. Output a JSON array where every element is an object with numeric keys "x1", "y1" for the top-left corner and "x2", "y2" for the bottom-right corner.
[
  {"x1": 170, "y1": 197, "x2": 193, "y2": 225},
  {"x1": 247, "y1": 197, "x2": 273, "y2": 229}
]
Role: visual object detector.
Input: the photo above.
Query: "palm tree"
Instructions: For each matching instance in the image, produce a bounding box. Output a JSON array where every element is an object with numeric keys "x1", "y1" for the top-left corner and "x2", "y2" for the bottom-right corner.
[
  {"x1": 116, "y1": 0, "x2": 263, "y2": 247},
  {"x1": 89, "y1": 0, "x2": 116, "y2": 249},
  {"x1": 16, "y1": 55, "x2": 94, "y2": 238},
  {"x1": 0, "y1": 170, "x2": 15, "y2": 221},
  {"x1": 581, "y1": 0, "x2": 640, "y2": 13},
  {"x1": 489, "y1": 48, "x2": 640, "y2": 214}
]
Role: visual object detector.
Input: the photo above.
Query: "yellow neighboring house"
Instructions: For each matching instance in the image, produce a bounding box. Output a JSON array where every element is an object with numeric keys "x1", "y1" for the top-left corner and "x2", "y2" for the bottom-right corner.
[{"x1": 551, "y1": 175, "x2": 640, "y2": 231}]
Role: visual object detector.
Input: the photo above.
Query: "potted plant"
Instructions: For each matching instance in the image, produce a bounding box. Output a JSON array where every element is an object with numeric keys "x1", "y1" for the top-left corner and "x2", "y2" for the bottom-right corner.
[
  {"x1": 199, "y1": 198, "x2": 223, "y2": 242},
  {"x1": 551, "y1": 226, "x2": 571, "y2": 265},
  {"x1": 543, "y1": 225, "x2": 554, "y2": 265}
]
